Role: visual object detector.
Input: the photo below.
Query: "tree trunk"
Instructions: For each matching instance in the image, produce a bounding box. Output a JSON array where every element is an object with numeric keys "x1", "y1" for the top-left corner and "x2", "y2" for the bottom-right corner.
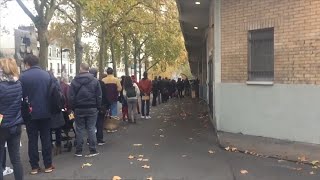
[
  {"x1": 99, "y1": 21, "x2": 106, "y2": 77},
  {"x1": 133, "y1": 42, "x2": 138, "y2": 79},
  {"x1": 139, "y1": 58, "x2": 142, "y2": 80},
  {"x1": 110, "y1": 38, "x2": 117, "y2": 77},
  {"x1": 75, "y1": 4, "x2": 83, "y2": 75},
  {"x1": 37, "y1": 27, "x2": 49, "y2": 69},
  {"x1": 123, "y1": 34, "x2": 129, "y2": 76}
]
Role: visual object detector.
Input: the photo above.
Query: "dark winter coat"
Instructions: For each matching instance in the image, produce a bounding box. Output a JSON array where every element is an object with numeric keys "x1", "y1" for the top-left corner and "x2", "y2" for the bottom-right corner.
[
  {"x1": 0, "y1": 78, "x2": 23, "y2": 128},
  {"x1": 20, "y1": 66, "x2": 51, "y2": 120},
  {"x1": 69, "y1": 72, "x2": 102, "y2": 111}
]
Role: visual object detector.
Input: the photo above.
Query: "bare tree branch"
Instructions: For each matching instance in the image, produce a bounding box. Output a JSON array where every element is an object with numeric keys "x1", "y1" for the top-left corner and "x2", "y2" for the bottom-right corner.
[
  {"x1": 56, "y1": 7, "x2": 76, "y2": 24},
  {"x1": 16, "y1": 0, "x2": 36, "y2": 22}
]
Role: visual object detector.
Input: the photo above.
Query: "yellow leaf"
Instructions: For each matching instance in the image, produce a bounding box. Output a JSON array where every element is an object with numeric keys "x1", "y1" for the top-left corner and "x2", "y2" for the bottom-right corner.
[
  {"x1": 142, "y1": 165, "x2": 150, "y2": 169},
  {"x1": 311, "y1": 160, "x2": 319, "y2": 165},
  {"x1": 146, "y1": 177, "x2": 153, "y2": 180},
  {"x1": 137, "y1": 158, "x2": 143, "y2": 161},
  {"x1": 208, "y1": 150, "x2": 215, "y2": 154},
  {"x1": 113, "y1": 176, "x2": 122, "y2": 180},
  {"x1": 133, "y1": 144, "x2": 142, "y2": 147},
  {"x1": 231, "y1": 147, "x2": 238, "y2": 152},
  {"x1": 225, "y1": 147, "x2": 230, "y2": 151},
  {"x1": 81, "y1": 163, "x2": 92, "y2": 168},
  {"x1": 138, "y1": 155, "x2": 144, "y2": 158},
  {"x1": 312, "y1": 166, "x2": 318, "y2": 169},
  {"x1": 298, "y1": 155, "x2": 307, "y2": 162},
  {"x1": 128, "y1": 155, "x2": 135, "y2": 159},
  {"x1": 240, "y1": 170, "x2": 248, "y2": 174},
  {"x1": 142, "y1": 159, "x2": 149, "y2": 162}
]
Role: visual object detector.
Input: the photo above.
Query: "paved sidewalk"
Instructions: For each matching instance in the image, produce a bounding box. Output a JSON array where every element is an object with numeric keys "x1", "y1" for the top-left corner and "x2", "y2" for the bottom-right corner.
[{"x1": 5, "y1": 98, "x2": 320, "y2": 180}]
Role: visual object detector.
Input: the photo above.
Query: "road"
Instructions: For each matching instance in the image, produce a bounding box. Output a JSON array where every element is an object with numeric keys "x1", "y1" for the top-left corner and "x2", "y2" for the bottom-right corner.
[{"x1": 6, "y1": 98, "x2": 320, "y2": 180}]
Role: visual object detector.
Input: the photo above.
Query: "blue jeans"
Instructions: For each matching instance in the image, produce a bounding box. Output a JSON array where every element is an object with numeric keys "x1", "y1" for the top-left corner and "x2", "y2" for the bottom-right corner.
[
  {"x1": 110, "y1": 102, "x2": 118, "y2": 117},
  {"x1": 75, "y1": 111, "x2": 98, "y2": 152},
  {"x1": 26, "y1": 119, "x2": 52, "y2": 169},
  {"x1": 0, "y1": 125, "x2": 23, "y2": 180},
  {"x1": 141, "y1": 99, "x2": 150, "y2": 116}
]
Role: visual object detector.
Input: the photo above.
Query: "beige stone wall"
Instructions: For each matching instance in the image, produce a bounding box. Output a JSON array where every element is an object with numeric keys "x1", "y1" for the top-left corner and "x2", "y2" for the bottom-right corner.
[{"x1": 221, "y1": 0, "x2": 320, "y2": 84}]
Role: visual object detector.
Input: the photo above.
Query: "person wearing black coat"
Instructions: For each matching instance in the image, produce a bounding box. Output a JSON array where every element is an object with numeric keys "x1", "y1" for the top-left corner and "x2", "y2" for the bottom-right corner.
[
  {"x1": 152, "y1": 76, "x2": 159, "y2": 106},
  {"x1": 69, "y1": 63, "x2": 102, "y2": 157},
  {"x1": 177, "y1": 78, "x2": 184, "y2": 98}
]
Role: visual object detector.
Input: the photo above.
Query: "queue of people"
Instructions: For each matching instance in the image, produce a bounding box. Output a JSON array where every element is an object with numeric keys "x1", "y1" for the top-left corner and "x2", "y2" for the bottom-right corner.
[{"x1": 0, "y1": 55, "x2": 193, "y2": 180}]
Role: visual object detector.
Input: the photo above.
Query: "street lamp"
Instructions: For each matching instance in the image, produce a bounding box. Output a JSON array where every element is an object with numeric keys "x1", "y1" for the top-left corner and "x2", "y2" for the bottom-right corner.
[{"x1": 60, "y1": 48, "x2": 70, "y2": 77}]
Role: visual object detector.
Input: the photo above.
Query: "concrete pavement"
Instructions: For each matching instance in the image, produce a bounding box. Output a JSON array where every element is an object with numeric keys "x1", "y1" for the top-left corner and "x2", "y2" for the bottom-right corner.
[{"x1": 5, "y1": 98, "x2": 320, "y2": 180}]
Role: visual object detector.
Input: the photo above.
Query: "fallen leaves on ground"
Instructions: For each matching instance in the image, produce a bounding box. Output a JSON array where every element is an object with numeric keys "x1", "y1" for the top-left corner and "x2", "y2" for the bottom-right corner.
[
  {"x1": 133, "y1": 144, "x2": 143, "y2": 147},
  {"x1": 112, "y1": 176, "x2": 122, "y2": 180},
  {"x1": 208, "y1": 150, "x2": 215, "y2": 154},
  {"x1": 107, "y1": 130, "x2": 118, "y2": 133},
  {"x1": 310, "y1": 171, "x2": 315, "y2": 175},
  {"x1": 146, "y1": 177, "x2": 153, "y2": 180},
  {"x1": 137, "y1": 158, "x2": 143, "y2": 161},
  {"x1": 311, "y1": 160, "x2": 319, "y2": 165},
  {"x1": 160, "y1": 135, "x2": 165, "y2": 138},
  {"x1": 154, "y1": 144, "x2": 159, "y2": 146},
  {"x1": 128, "y1": 155, "x2": 135, "y2": 159},
  {"x1": 278, "y1": 160, "x2": 285, "y2": 163},
  {"x1": 138, "y1": 155, "x2": 144, "y2": 158},
  {"x1": 182, "y1": 155, "x2": 187, "y2": 158},
  {"x1": 81, "y1": 163, "x2": 92, "y2": 168},
  {"x1": 142, "y1": 165, "x2": 150, "y2": 169},
  {"x1": 312, "y1": 166, "x2": 318, "y2": 169},
  {"x1": 298, "y1": 155, "x2": 307, "y2": 162},
  {"x1": 240, "y1": 170, "x2": 248, "y2": 174},
  {"x1": 189, "y1": 138, "x2": 193, "y2": 140},
  {"x1": 142, "y1": 159, "x2": 149, "y2": 162},
  {"x1": 159, "y1": 129, "x2": 164, "y2": 132}
]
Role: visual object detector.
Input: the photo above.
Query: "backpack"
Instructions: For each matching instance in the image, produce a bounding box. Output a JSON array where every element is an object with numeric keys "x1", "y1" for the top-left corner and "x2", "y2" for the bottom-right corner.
[
  {"x1": 126, "y1": 86, "x2": 136, "y2": 98},
  {"x1": 48, "y1": 73, "x2": 65, "y2": 114}
]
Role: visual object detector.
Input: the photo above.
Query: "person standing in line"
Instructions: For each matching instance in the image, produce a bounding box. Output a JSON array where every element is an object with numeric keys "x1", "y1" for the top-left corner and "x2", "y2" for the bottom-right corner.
[
  {"x1": 131, "y1": 75, "x2": 141, "y2": 114},
  {"x1": 20, "y1": 55, "x2": 54, "y2": 175},
  {"x1": 184, "y1": 78, "x2": 191, "y2": 97},
  {"x1": 177, "y1": 78, "x2": 184, "y2": 98},
  {"x1": 123, "y1": 76, "x2": 140, "y2": 123},
  {"x1": 89, "y1": 68, "x2": 108, "y2": 145},
  {"x1": 0, "y1": 58, "x2": 24, "y2": 180},
  {"x1": 69, "y1": 63, "x2": 102, "y2": 157},
  {"x1": 120, "y1": 76, "x2": 129, "y2": 122},
  {"x1": 102, "y1": 68, "x2": 122, "y2": 119},
  {"x1": 139, "y1": 72, "x2": 152, "y2": 119},
  {"x1": 157, "y1": 76, "x2": 163, "y2": 104},
  {"x1": 152, "y1": 76, "x2": 159, "y2": 106}
]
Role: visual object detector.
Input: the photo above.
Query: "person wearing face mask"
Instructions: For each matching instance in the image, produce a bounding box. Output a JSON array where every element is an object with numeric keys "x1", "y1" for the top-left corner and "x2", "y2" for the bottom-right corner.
[{"x1": 0, "y1": 58, "x2": 24, "y2": 180}]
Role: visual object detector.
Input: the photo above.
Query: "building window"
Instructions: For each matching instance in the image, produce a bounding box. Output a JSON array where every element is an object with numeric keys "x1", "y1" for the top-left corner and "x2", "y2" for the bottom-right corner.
[
  {"x1": 49, "y1": 48, "x2": 52, "y2": 57},
  {"x1": 248, "y1": 28, "x2": 274, "y2": 81},
  {"x1": 70, "y1": 64, "x2": 73, "y2": 74},
  {"x1": 57, "y1": 63, "x2": 60, "y2": 73},
  {"x1": 56, "y1": 48, "x2": 59, "y2": 58}
]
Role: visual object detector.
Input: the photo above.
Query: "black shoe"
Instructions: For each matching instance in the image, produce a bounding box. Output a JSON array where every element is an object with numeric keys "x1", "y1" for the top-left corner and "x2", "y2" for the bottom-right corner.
[
  {"x1": 74, "y1": 150, "x2": 83, "y2": 157},
  {"x1": 86, "y1": 150, "x2": 99, "y2": 157},
  {"x1": 97, "y1": 141, "x2": 106, "y2": 146}
]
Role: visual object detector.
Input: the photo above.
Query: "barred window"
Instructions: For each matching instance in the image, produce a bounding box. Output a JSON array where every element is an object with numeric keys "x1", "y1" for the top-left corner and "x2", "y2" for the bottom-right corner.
[{"x1": 248, "y1": 28, "x2": 274, "y2": 81}]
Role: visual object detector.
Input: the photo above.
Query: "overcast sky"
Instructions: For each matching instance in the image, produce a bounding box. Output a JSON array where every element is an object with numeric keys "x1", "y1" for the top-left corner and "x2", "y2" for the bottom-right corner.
[
  {"x1": 0, "y1": 1, "x2": 33, "y2": 48},
  {"x1": 0, "y1": 1, "x2": 95, "y2": 49}
]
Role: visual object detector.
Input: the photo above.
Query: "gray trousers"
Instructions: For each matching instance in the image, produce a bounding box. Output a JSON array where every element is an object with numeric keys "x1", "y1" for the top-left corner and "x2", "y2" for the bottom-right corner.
[
  {"x1": 127, "y1": 98, "x2": 138, "y2": 122},
  {"x1": 75, "y1": 110, "x2": 98, "y2": 152}
]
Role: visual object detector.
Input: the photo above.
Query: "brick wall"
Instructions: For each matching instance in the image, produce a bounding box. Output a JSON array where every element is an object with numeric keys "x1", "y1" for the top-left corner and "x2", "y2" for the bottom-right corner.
[{"x1": 221, "y1": 0, "x2": 320, "y2": 84}]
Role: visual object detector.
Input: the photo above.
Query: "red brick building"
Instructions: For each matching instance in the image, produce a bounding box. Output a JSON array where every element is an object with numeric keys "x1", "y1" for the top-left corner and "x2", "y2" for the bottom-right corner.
[{"x1": 177, "y1": 0, "x2": 320, "y2": 144}]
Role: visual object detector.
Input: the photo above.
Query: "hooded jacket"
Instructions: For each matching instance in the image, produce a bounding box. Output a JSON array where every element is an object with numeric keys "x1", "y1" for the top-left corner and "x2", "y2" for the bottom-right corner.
[{"x1": 69, "y1": 72, "x2": 102, "y2": 110}]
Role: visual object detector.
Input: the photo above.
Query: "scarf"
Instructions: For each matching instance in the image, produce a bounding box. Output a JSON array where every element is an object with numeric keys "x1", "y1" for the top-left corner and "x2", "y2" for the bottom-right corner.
[{"x1": 0, "y1": 68, "x2": 17, "y2": 82}]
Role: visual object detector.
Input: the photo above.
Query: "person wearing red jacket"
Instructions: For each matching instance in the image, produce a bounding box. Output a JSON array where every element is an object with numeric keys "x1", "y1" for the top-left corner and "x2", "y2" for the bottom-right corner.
[{"x1": 138, "y1": 72, "x2": 152, "y2": 119}]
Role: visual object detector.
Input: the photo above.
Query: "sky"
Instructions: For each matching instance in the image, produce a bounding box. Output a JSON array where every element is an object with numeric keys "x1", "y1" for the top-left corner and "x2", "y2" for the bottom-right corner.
[
  {"x1": 0, "y1": 1, "x2": 33, "y2": 49},
  {"x1": 0, "y1": 1, "x2": 95, "y2": 49}
]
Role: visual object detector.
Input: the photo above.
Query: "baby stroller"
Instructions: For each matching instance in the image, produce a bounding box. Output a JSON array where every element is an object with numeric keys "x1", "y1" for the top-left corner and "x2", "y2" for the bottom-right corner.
[{"x1": 61, "y1": 110, "x2": 76, "y2": 152}]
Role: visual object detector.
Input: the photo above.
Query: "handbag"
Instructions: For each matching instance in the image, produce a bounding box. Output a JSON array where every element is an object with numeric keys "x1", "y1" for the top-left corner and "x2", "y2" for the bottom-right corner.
[{"x1": 142, "y1": 95, "x2": 150, "y2": 100}]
